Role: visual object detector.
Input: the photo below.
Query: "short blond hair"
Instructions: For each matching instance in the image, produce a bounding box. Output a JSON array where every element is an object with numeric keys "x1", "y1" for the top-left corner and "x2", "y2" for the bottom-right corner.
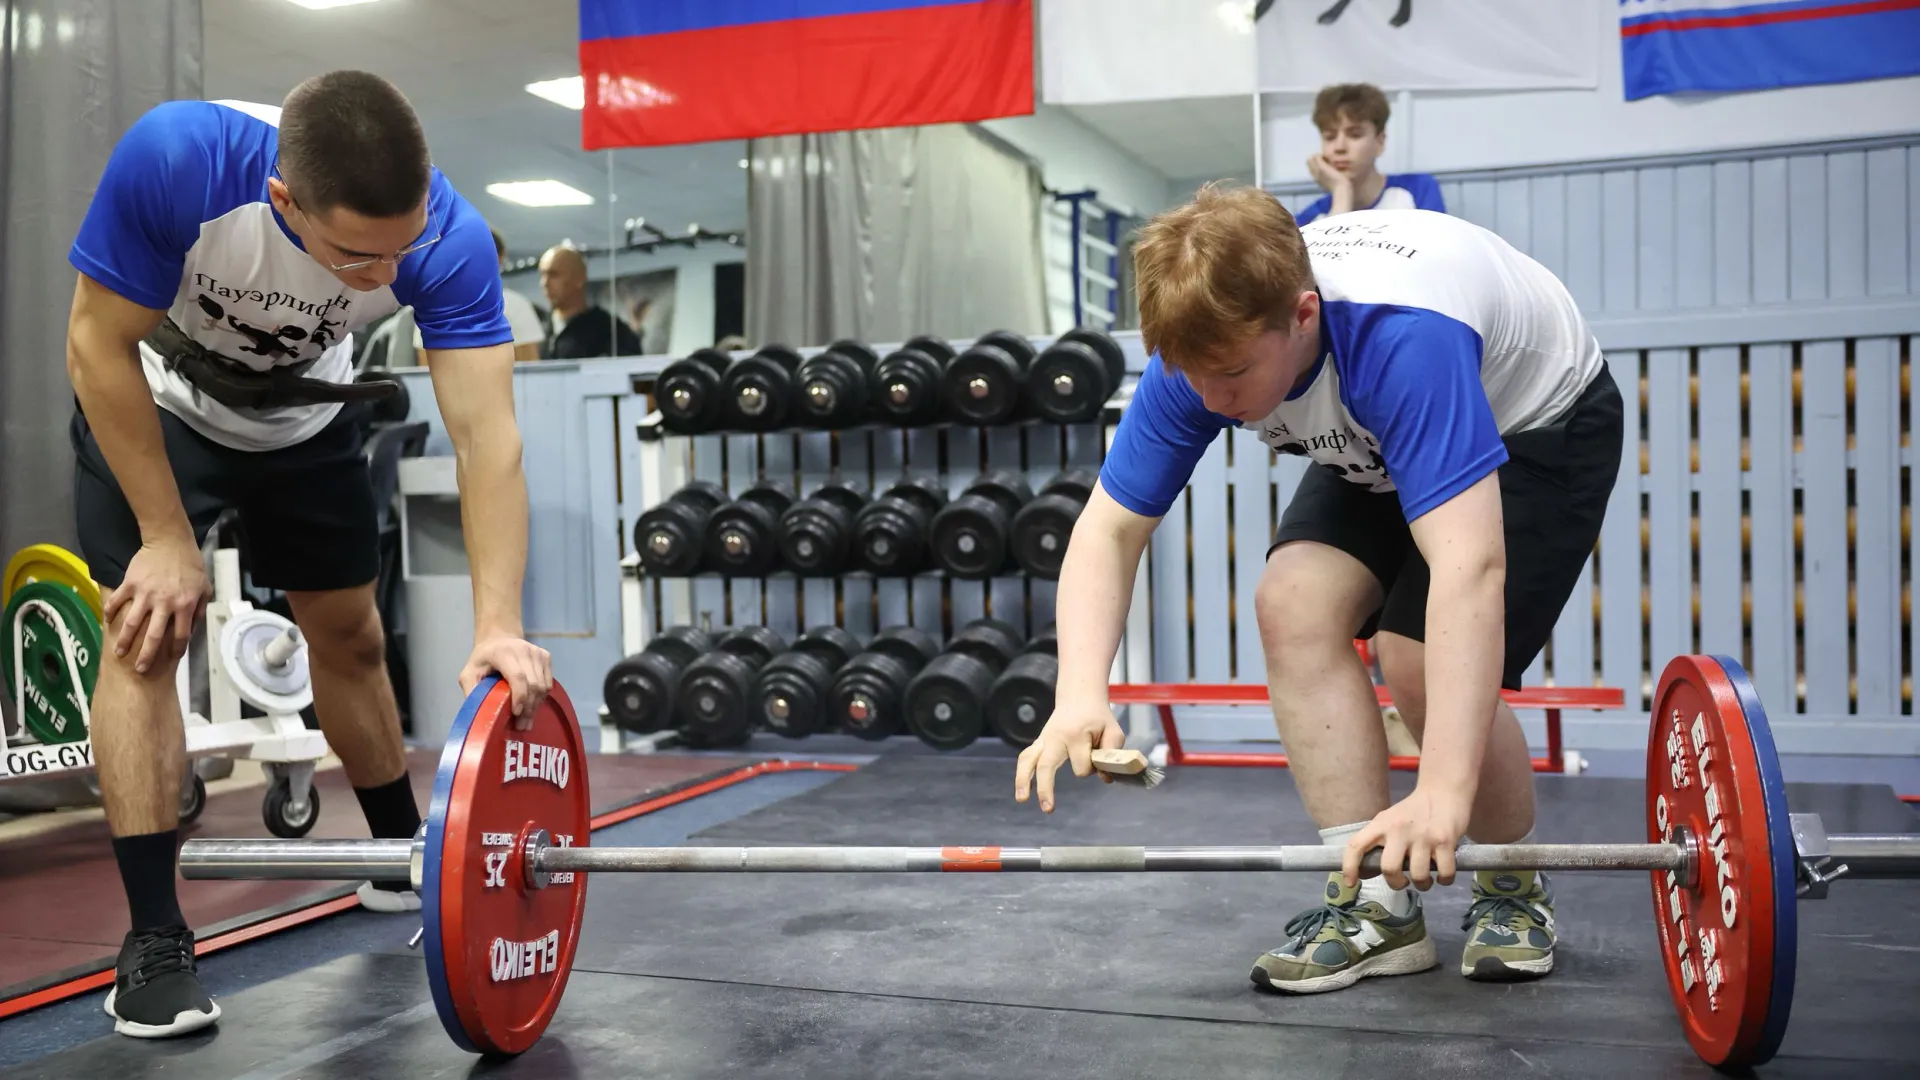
[{"x1": 1133, "y1": 183, "x2": 1313, "y2": 374}]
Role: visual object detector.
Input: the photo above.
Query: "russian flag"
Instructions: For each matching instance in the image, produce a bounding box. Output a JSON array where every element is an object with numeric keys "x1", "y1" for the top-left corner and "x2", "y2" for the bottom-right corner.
[
  {"x1": 579, "y1": 1, "x2": 1034, "y2": 150},
  {"x1": 1620, "y1": 0, "x2": 1920, "y2": 100}
]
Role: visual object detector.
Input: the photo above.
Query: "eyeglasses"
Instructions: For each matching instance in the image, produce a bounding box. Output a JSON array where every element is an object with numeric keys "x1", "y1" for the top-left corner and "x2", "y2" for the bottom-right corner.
[
  {"x1": 276, "y1": 162, "x2": 442, "y2": 271},
  {"x1": 292, "y1": 201, "x2": 443, "y2": 271}
]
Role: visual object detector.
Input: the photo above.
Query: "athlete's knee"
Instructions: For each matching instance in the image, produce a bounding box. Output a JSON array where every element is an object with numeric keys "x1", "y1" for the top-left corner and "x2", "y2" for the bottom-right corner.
[
  {"x1": 1255, "y1": 544, "x2": 1369, "y2": 666},
  {"x1": 291, "y1": 587, "x2": 386, "y2": 672}
]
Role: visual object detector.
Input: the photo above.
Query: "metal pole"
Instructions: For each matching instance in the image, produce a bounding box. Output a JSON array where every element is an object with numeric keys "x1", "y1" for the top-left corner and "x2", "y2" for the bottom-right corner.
[
  {"x1": 180, "y1": 838, "x2": 415, "y2": 881},
  {"x1": 538, "y1": 842, "x2": 1688, "y2": 876},
  {"x1": 1825, "y1": 835, "x2": 1920, "y2": 879}
]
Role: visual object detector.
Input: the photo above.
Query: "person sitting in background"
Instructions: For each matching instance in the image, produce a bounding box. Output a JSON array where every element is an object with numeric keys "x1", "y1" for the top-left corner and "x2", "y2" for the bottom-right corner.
[
  {"x1": 1296, "y1": 83, "x2": 1444, "y2": 224},
  {"x1": 537, "y1": 244, "x2": 641, "y2": 360},
  {"x1": 415, "y1": 227, "x2": 542, "y2": 364}
]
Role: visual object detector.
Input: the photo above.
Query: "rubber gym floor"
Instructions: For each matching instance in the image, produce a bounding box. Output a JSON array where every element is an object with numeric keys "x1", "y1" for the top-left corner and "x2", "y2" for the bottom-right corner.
[{"x1": 2, "y1": 737, "x2": 1917, "y2": 1079}]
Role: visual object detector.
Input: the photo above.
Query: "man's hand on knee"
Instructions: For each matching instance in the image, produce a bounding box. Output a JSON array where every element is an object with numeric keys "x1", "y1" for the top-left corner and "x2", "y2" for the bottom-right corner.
[{"x1": 104, "y1": 535, "x2": 210, "y2": 675}]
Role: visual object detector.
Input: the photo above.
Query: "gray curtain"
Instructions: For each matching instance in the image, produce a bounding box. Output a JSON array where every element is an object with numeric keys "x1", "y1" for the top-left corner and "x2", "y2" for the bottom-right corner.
[
  {"x1": 745, "y1": 123, "x2": 1048, "y2": 348},
  {"x1": 0, "y1": 0, "x2": 203, "y2": 561}
]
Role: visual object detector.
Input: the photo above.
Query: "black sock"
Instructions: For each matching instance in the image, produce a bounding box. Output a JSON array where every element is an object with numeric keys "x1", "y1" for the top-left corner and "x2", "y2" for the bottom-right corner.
[
  {"x1": 113, "y1": 831, "x2": 186, "y2": 933},
  {"x1": 353, "y1": 774, "x2": 422, "y2": 891}
]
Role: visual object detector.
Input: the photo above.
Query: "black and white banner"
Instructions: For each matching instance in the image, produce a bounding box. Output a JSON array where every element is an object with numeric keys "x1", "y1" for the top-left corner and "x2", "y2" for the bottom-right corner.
[{"x1": 1256, "y1": 0, "x2": 1600, "y2": 93}]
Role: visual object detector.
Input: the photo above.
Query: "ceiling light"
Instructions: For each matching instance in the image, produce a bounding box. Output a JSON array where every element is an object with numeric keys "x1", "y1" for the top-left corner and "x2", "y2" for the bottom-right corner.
[
  {"x1": 282, "y1": 0, "x2": 388, "y2": 10},
  {"x1": 525, "y1": 76, "x2": 584, "y2": 110},
  {"x1": 738, "y1": 158, "x2": 749, "y2": 169},
  {"x1": 486, "y1": 180, "x2": 594, "y2": 208},
  {"x1": 1215, "y1": 1, "x2": 1255, "y2": 34}
]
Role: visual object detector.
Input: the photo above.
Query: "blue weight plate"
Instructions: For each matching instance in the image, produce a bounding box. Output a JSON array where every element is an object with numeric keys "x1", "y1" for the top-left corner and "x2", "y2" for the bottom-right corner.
[
  {"x1": 1709, "y1": 655, "x2": 1797, "y2": 1067},
  {"x1": 421, "y1": 675, "x2": 502, "y2": 1055}
]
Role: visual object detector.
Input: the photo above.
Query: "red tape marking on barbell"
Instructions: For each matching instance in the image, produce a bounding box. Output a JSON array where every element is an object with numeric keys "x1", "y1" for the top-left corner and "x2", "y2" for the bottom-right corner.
[{"x1": 941, "y1": 846, "x2": 1003, "y2": 871}]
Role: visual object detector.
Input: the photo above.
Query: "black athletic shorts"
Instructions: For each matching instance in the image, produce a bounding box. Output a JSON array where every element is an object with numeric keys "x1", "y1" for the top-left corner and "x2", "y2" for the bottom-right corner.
[
  {"x1": 71, "y1": 402, "x2": 380, "y2": 593},
  {"x1": 1271, "y1": 362, "x2": 1624, "y2": 690}
]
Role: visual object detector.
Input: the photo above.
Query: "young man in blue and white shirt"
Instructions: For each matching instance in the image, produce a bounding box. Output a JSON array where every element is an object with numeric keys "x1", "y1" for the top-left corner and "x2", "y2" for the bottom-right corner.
[
  {"x1": 1014, "y1": 185, "x2": 1622, "y2": 993},
  {"x1": 1296, "y1": 83, "x2": 1445, "y2": 225},
  {"x1": 66, "y1": 71, "x2": 550, "y2": 1037}
]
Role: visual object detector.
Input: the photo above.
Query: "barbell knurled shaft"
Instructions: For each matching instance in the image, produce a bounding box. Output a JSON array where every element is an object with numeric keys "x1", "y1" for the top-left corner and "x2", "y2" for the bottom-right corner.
[{"x1": 537, "y1": 842, "x2": 1690, "y2": 875}]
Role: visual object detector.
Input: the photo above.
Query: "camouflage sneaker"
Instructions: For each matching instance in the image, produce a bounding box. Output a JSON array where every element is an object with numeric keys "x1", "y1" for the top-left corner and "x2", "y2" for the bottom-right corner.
[
  {"x1": 1250, "y1": 873, "x2": 1436, "y2": 994},
  {"x1": 1460, "y1": 869, "x2": 1556, "y2": 980}
]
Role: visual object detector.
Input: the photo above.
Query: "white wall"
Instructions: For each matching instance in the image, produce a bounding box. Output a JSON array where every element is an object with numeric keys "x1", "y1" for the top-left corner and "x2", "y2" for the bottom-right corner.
[
  {"x1": 1259, "y1": 0, "x2": 1920, "y2": 183},
  {"x1": 504, "y1": 243, "x2": 744, "y2": 358},
  {"x1": 981, "y1": 105, "x2": 1174, "y2": 218},
  {"x1": 980, "y1": 105, "x2": 1177, "y2": 334}
]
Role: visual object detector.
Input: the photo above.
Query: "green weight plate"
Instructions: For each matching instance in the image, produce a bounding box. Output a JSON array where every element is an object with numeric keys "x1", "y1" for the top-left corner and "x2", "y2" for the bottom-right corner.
[{"x1": 2, "y1": 581, "x2": 101, "y2": 745}]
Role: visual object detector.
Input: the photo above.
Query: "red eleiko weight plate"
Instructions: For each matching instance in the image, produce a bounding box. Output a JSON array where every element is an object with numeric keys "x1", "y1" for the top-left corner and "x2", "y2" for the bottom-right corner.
[
  {"x1": 424, "y1": 678, "x2": 592, "y2": 1055},
  {"x1": 1645, "y1": 655, "x2": 1778, "y2": 1069}
]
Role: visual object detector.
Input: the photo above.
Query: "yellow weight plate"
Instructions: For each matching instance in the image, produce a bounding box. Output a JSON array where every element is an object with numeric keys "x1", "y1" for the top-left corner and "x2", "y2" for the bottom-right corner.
[{"x1": 3, "y1": 544, "x2": 103, "y2": 622}]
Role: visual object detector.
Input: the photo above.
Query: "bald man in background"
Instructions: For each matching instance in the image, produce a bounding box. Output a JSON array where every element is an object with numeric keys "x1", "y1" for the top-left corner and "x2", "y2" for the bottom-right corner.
[{"x1": 538, "y1": 245, "x2": 640, "y2": 360}]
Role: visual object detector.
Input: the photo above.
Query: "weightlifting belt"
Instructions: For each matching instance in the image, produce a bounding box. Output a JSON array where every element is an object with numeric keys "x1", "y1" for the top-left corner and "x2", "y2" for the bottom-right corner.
[{"x1": 146, "y1": 316, "x2": 399, "y2": 410}]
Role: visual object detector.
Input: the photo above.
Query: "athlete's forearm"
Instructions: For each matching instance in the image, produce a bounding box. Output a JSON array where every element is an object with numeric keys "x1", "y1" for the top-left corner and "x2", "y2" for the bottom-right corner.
[
  {"x1": 452, "y1": 417, "x2": 529, "y2": 640},
  {"x1": 1415, "y1": 561, "x2": 1506, "y2": 799},
  {"x1": 1051, "y1": 485, "x2": 1157, "y2": 707},
  {"x1": 65, "y1": 278, "x2": 191, "y2": 545}
]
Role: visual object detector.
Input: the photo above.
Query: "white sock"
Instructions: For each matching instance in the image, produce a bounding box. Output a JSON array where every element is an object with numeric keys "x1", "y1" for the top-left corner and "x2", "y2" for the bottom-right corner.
[{"x1": 1318, "y1": 821, "x2": 1414, "y2": 917}]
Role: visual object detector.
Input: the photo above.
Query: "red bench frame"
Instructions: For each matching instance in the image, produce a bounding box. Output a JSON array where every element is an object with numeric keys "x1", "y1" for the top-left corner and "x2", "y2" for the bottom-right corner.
[{"x1": 1106, "y1": 682, "x2": 1625, "y2": 774}]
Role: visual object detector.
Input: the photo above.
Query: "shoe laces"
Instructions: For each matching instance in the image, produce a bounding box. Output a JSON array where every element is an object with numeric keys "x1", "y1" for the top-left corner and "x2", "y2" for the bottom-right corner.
[
  {"x1": 125, "y1": 928, "x2": 195, "y2": 986},
  {"x1": 1461, "y1": 892, "x2": 1543, "y2": 933},
  {"x1": 1283, "y1": 901, "x2": 1365, "y2": 948}
]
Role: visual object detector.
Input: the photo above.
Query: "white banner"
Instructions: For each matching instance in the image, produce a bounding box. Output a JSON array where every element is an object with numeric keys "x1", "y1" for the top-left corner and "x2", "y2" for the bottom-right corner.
[
  {"x1": 1256, "y1": 0, "x2": 1600, "y2": 93},
  {"x1": 1042, "y1": 0, "x2": 1257, "y2": 105}
]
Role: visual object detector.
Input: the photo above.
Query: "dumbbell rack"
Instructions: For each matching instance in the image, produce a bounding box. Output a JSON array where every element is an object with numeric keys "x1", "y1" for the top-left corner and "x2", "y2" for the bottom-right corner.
[{"x1": 605, "y1": 333, "x2": 1155, "y2": 755}]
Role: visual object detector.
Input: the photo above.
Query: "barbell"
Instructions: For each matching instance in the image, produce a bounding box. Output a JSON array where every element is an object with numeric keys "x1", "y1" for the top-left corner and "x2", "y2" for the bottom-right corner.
[{"x1": 177, "y1": 654, "x2": 1920, "y2": 1070}]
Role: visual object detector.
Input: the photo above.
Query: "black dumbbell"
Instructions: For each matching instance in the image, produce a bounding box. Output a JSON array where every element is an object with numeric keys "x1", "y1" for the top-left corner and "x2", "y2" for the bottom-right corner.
[
  {"x1": 602, "y1": 626, "x2": 713, "y2": 734},
  {"x1": 655, "y1": 347, "x2": 734, "y2": 434},
  {"x1": 794, "y1": 340, "x2": 879, "y2": 428},
  {"x1": 928, "y1": 471, "x2": 1033, "y2": 579},
  {"x1": 754, "y1": 626, "x2": 861, "y2": 739},
  {"x1": 722, "y1": 344, "x2": 803, "y2": 431},
  {"x1": 1026, "y1": 328, "x2": 1126, "y2": 424},
  {"x1": 870, "y1": 335, "x2": 954, "y2": 425},
  {"x1": 904, "y1": 618, "x2": 1026, "y2": 751},
  {"x1": 674, "y1": 625, "x2": 787, "y2": 747},
  {"x1": 988, "y1": 629, "x2": 1060, "y2": 749},
  {"x1": 1008, "y1": 468, "x2": 1097, "y2": 579},
  {"x1": 943, "y1": 330, "x2": 1036, "y2": 425},
  {"x1": 777, "y1": 482, "x2": 866, "y2": 576},
  {"x1": 703, "y1": 480, "x2": 795, "y2": 577},
  {"x1": 851, "y1": 475, "x2": 948, "y2": 576},
  {"x1": 830, "y1": 626, "x2": 941, "y2": 741},
  {"x1": 633, "y1": 480, "x2": 729, "y2": 577}
]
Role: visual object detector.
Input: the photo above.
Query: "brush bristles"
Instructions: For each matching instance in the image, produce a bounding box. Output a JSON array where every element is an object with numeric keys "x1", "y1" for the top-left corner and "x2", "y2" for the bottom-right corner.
[{"x1": 1107, "y1": 764, "x2": 1164, "y2": 789}]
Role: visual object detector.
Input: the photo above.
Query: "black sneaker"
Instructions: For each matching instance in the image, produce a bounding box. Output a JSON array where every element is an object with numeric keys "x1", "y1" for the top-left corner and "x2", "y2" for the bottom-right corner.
[{"x1": 104, "y1": 925, "x2": 220, "y2": 1038}]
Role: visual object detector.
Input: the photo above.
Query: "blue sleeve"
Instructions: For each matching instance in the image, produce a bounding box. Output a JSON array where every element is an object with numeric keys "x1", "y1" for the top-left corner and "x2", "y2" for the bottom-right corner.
[
  {"x1": 1406, "y1": 173, "x2": 1446, "y2": 213},
  {"x1": 68, "y1": 102, "x2": 217, "y2": 311},
  {"x1": 396, "y1": 174, "x2": 513, "y2": 351},
  {"x1": 1098, "y1": 354, "x2": 1234, "y2": 518},
  {"x1": 1326, "y1": 302, "x2": 1505, "y2": 522},
  {"x1": 1293, "y1": 193, "x2": 1333, "y2": 225}
]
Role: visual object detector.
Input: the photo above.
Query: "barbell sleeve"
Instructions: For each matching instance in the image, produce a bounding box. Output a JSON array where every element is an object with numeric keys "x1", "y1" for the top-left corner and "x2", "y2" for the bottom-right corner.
[
  {"x1": 181, "y1": 838, "x2": 415, "y2": 882},
  {"x1": 1822, "y1": 834, "x2": 1920, "y2": 880}
]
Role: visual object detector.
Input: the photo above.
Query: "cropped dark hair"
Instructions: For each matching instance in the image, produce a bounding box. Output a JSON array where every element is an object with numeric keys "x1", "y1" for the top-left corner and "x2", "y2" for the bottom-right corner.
[{"x1": 279, "y1": 71, "x2": 430, "y2": 218}]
